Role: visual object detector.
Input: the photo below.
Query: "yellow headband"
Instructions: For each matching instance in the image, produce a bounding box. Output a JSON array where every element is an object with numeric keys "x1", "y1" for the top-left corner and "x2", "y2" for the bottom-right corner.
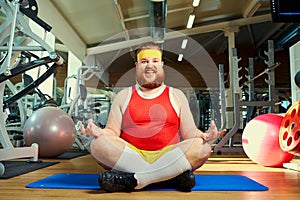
[{"x1": 137, "y1": 49, "x2": 162, "y2": 61}]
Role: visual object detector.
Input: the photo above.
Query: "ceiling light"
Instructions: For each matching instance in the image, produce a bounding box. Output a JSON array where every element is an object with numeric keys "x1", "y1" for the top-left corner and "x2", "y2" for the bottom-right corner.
[
  {"x1": 181, "y1": 39, "x2": 188, "y2": 49},
  {"x1": 178, "y1": 54, "x2": 183, "y2": 62},
  {"x1": 186, "y1": 13, "x2": 195, "y2": 29},
  {"x1": 192, "y1": 0, "x2": 200, "y2": 7}
]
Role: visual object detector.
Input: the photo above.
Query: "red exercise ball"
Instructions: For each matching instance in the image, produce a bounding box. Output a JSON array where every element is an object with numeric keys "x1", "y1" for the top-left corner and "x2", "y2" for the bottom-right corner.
[
  {"x1": 242, "y1": 113, "x2": 294, "y2": 167},
  {"x1": 23, "y1": 106, "x2": 76, "y2": 157}
]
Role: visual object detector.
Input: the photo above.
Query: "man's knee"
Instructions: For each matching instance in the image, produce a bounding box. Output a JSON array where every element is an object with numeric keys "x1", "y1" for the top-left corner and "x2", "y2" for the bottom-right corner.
[
  {"x1": 90, "y1": 134, "x2": 127, "y2": 160},
  {"x1": 186, "y1": 138, "x2": 211, "y2": 167},
  {"x1": 90, "y1": 135, "x2": 103, "y2": 152},
  {"x1": 200, "y1": 142, "x2": 212, "y2": 159}
]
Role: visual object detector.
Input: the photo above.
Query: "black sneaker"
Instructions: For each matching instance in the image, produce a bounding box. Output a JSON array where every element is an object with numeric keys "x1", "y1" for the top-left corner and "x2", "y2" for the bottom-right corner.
[
  {"x1": 149, "y1": 170, "x2": 195, "y2": 191},
  {"x1": 98, "y1": 170, "x2": 138, "y2": 192}
]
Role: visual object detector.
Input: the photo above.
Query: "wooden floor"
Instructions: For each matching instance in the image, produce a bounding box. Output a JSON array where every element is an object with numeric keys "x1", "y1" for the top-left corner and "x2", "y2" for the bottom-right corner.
[{"x1": 0, "y1": 151, "x2": 299, "y2": 200}]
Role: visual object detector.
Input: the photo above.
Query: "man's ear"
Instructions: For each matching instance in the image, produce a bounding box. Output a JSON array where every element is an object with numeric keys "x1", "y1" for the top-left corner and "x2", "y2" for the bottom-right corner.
[{"x1": 135, "y1": 61, "x2": 138, "y2": 68}]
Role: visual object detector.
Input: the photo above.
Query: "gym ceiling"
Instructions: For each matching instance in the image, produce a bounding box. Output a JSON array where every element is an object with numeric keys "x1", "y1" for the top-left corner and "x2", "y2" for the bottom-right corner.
[
  {"x1": 35, "y1": 0, "x2": 298, "y2": 59},
  {"x1": 34, "y1": 0, "x2": 299, "y2": 88}
]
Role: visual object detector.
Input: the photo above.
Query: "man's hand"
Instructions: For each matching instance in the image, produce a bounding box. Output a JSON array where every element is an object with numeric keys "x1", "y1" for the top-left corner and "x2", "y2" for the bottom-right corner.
[
  {"x1": 79, "y1": 119, "x2": 103, "y2": 137},
  {"x1": 201, "y1": 120, "x2": 226, "y2": 144}
]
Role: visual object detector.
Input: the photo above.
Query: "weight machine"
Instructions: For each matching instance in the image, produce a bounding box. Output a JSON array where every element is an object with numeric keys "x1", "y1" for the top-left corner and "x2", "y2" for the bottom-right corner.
[
  {"x1": 65, "y1": 65, "x2": 112, "y2": 151},
  {"x1": 0, "y1": 0, "x2": 63, "y2": 171},
  {"x1": 214, "y1": 40, "x2": 281, "y2": 153}
]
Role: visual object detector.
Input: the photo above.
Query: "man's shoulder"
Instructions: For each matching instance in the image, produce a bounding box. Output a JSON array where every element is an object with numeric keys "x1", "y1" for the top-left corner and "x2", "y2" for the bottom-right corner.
[
  {"x1": 169, "y1": 87, "x2": 189, "y2": 104},
  {"x1": 115, "y1": 86, "x2": 132, "y2": 98},
  {"x1": 169, "y1": 86, "x2": 184, "y2": 95}
]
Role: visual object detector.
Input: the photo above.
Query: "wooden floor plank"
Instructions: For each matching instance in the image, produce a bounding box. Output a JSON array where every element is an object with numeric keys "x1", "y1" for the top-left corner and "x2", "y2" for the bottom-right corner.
[{"x1": 0, "y1": 153, "x2": 299, "y2": 200}]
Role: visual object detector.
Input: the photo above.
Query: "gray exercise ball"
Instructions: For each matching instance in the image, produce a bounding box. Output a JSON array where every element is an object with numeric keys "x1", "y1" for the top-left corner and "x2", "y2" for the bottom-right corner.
[{"x1": 23, "y1": 106, "x2": 76, "y2": 157}]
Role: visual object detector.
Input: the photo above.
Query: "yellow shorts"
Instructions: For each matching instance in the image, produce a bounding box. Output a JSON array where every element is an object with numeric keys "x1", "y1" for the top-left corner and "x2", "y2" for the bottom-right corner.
[{"x1": 128, "y1": 144, "x2": 175, "y2": 164}]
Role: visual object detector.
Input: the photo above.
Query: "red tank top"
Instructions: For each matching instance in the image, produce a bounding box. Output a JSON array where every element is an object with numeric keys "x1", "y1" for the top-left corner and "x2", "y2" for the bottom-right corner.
[{"x1": 120, "y1": 86, "x2": 180, "y2": 150}]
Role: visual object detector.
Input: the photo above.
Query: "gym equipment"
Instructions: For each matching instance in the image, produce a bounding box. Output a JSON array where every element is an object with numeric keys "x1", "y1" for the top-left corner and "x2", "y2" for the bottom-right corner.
[
  {"x1": 294, "y1": 71, "x2": 300, "y2": 89},
  {"x1": 242, "y1": 113, "x2": 294, "y2": 167},
  {"x1": 22, "y1": 73, "x2": 58, "y2": 110},
  {"x1": 0, "y1": 160, "x2": 59, "y2": 179},
  {"x1": 241, "y1": 62, "x2": 281, "y2": 88},
  {"x1": 0, "y1": 0, "x2": 63, "y2": 169},
  {"x1": 1, "y1": 53, "x2": 62, "y2": 109},
  {"x1": 149, "y1": 0, "x2": 166, "y2": 44},
  {"x1": 290, "y1": 41, "x2": 300, "y2": 103},
  {"x1": 283, "y1": 162, "x2": 300, "y2": 172},
  {"x1": 65, "y1": 65, "x2": 112, "y2": 151},
  {"x1": 279, "y1": 101, "x2": 300, "y2": 156},
  {"x1": 26, "y1": 173, "x2": 268, "y2": 191},
  {"x1": 0, "y1": 0, "x2": 53, "y2": 75},
  {"x1": 214, "y1": 41, "x2": 281, "y2": 153},
  {"x1": 55, "y1": 149, "x2": 89, "y2": 159},
  {"x1": 0, "y1": 162, "x2": 4, "y2": 176},
  {"x1": 23, "y1": 106, "x2": 76, "y2": 157},
  {"x1": 4, "y1": 80, "x2": 27, "y2": 136}
]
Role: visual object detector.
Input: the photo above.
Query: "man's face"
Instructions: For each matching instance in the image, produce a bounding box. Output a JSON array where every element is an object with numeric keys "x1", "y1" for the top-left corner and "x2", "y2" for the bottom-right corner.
[{"x1": 135, "y1": 52, "x2": 164, "y2": 89}]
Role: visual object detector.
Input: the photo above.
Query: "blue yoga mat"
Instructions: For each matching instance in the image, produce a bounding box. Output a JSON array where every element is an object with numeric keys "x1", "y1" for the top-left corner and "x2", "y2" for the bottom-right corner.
[{"x1": 26, "y1": 173, "x2": 268, "y2": 191}]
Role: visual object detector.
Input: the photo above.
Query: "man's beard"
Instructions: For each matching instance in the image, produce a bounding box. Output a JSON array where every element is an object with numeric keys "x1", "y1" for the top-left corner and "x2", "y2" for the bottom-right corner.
[
  {"x1": 136, "y1": 72, "x2": 165, "y2": 89},
  {"x1": 140, "y1": 82, "x2": 162, "y2": 89}
]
